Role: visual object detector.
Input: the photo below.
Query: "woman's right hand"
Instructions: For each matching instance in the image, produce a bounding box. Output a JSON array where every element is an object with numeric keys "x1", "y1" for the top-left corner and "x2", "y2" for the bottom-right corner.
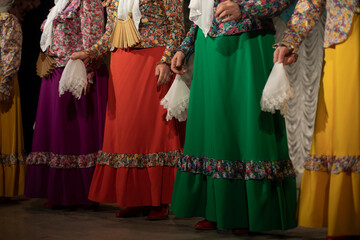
[
  {"x1": 171, "y1": 51, "x2": 186, "y2": 75},
  {"x1": 273, "y1": 46, "x2": 298, "y2": 65},
  {"x1": 70, "y1": 51, "x2": 90, "y2": 64}
]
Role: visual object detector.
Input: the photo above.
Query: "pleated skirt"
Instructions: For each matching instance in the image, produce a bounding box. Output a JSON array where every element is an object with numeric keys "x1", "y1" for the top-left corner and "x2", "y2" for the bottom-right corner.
[
  {"x1": 298, "y1": 14, "x2": 360, "y2": 237},
  {"x1": 0, "y1": 75, "x2": 26, "y2": 197},
  {"x1": 88, "y1": 47, "x2": 183, "y2": 207},
  {"x1": 171, "y1": 29, "x2": 298, "y2": 231},
  {"x1": 25, "y1": 65, "x2": 108, "y2": 206}
]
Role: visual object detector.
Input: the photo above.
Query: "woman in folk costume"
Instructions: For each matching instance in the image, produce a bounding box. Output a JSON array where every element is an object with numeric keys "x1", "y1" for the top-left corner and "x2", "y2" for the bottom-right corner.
[
  {"x1": 170, "y1": 0, "x2": 298, "y2": 232},
  {"x1": 24, "y1": 0, "x2": 108, "y2": 207},
  {"x1": 72, "y1": 0, "x2": 185, "y2": 219},
  {"x1": 274, "y1": 0, "x2": 360, "y2": 239},
  {"x1": 0, "y1": 0, "x2": 26, "y2": 200}
]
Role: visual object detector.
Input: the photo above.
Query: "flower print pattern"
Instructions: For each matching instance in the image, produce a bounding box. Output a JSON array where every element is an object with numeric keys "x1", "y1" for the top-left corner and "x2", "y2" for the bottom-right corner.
[
  {"x1": 88, "y1": 0, "x2": 185, "y2": 65},
  {"x1": 279, "y1": 0, "x2": 359, "y2": 52},
  {"x1": 0, "y1": 153, "x2": 27, "y2": 166},
  {"x1": 0, "y1": 13, "x2": 22, "y2": 97},
  {"x1": 178, "y1": 154, "x2": 296, "y2": 180},
  {"x1": 236, "y1": 0, "x2": 292, "y2": 18},
  {"x1": 305, "y1": 154, "x2": 360, "y2": 173},
  {"x1": 87, "y1": 0, "x2": 118, "y2": 59},
  {"x1": 97, "y1": 150, "x2": 181, "y2": 168},
  {"x1": 178, "y1": 0, "x2": 290, "y2": 57},
  {"x1": 27, "y1": 152, "x2": 98, "y2": 169},
  {"x1": 44, "y1": 0, "x2": 105, "y2": 68}
]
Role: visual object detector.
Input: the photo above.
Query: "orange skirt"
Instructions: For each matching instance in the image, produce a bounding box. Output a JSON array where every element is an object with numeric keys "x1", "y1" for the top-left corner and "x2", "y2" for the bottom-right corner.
[
  {"x1": 89, "y1": 165, "x2": 177, "y2": 206},
  {"x1": 89, "y1": 47, "x2": 183, "y2": 206}
]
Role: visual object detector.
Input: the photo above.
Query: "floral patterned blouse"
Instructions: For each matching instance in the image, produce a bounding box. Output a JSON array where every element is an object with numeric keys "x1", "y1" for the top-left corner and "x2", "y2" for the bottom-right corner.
[
  {"x1": 178, "y1": 0, "x2": 291, "y2": 56},
  {"x1": 43, "y1": 0, "x2": 104, "y2": 68},
  {"x1": 0, "y1": 13, "x2": 22, "y2": 97},
  {"x1": 88, "y1": 0, "x2": 185, "y2": 64},
  {"x1": 279, "y1": 0, "x2": 360, "y2": 52}
]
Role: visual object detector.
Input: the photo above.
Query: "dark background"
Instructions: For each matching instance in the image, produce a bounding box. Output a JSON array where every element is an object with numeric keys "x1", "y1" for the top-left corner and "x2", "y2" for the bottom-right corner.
[{"x1": 17, "y1": 1, "x2": 54, "y2": 153}]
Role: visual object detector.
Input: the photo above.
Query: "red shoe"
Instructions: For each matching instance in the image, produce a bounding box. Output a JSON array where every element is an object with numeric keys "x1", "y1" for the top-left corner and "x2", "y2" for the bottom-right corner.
[
  {"x1": 147, "y1": 205, "x2": 169, "y2": 220},
  {"x1": 115, "y1": 207, "x2": 144, "y2": 218},
  {"x1": 43, "y1": 203, "x2": 53, "y2": 208},
  {"x1": 229, "y1": 228, "x2": 249, "y2": 234},
  {"x1": 195, "y1": 220, "x2": 217, "y2": 230}
]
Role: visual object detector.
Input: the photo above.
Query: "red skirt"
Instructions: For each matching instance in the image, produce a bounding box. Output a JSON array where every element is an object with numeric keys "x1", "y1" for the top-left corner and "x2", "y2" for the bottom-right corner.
[{"x1": 89, "y1": 47, "x2": 183, "y2": 206}]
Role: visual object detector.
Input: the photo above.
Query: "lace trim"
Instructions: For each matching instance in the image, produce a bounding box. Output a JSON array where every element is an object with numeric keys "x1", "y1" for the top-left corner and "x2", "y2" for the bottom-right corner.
[
  {"x1": 178, "y1": 154, "x2": 296, "y2": 180},
  {"x1": 58, "y1": 59, "x2": 87, "y2": 100},
  {"x1": 97, "y1": 150, "x2": 181, "y2": 168},
  {"x1": 160, "y1": 74, "x2": 190, "y2": 122},
  {"x1": 0, "y1": 153, "x2": 27, "y2": 166},
  {"x1": 27, "y1": 152, "x2": 97, "y2": 169},
  {"x1": 160, "y1": 98, "x2": 189, "y2": 122},
  {"x1": 260, "y1": 62, "x2": 294, "y2": 116},
  {"x1": 260, "y1": 90, "x2": 293, "y2": 116},
  {"x1": 305, "y1": 155, "x2": 360, "y2": 173}
]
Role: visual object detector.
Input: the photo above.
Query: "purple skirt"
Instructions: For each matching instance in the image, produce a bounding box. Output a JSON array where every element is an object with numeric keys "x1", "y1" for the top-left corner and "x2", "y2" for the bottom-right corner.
[{"x1": 25, "y1": 66, "x2": 108, "y2": 206}]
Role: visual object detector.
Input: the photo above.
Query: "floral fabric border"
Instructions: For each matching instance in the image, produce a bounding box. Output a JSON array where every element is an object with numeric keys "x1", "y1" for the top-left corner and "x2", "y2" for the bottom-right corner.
[
  {"x1": 0, "y1": 152, "x2": 27, "y2": 166},
  {"x1": 27, "y1": 152, "x2": 97, "y2": 169},
  {"x1": 97, "y1": 150, "x2": 181, "y2": 168},
  {"x1": 178, "y1": 154, "x2": 296, "y2": 180},
  {"x1": 305, "y1": 155, "x2": 360, "y2": 173}
]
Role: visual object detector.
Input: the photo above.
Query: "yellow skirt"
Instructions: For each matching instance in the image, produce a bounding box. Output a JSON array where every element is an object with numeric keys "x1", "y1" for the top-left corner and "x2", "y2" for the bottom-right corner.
[
  {"x1": 298, "y1": 15, "x2": 360, "y2": 237},
  {"x1": 0, "y1": 75, "x2": 26, "y2": 197}
]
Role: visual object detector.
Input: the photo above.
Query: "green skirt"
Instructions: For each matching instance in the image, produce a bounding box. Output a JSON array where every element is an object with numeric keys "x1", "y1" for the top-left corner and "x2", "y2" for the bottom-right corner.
[{"x1": 171, "y1": 29, "x2": 297, "y2": 231}]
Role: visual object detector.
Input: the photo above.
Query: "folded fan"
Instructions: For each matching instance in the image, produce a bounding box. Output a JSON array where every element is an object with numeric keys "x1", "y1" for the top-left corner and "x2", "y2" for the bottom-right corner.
[
  {"x1": 36, "y1": 52, "x2": 56, "y2": 78},
  {"x1": 110, "y1": 0, "x2": 141, "y2": 49},
  {"x1": 110, "y1": 13, "x2": 141, "y2": 49}
]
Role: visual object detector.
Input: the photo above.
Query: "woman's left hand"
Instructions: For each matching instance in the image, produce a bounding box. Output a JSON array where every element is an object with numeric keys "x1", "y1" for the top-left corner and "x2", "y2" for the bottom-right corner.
[
  {"x1": 156, "y1": 63, "x2": 172, "y2": 87},
  {"x1": 70, "y1": 51, "x2": 90, "y2": 64},
  {"x1": 215, "y1": 0, "x2": 242, "y2": 23}
]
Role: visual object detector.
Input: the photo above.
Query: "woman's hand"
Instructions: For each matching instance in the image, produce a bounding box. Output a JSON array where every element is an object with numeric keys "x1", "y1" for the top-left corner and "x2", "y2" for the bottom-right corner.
[
  {"x1": 273, "y1": 46, "x2": 298, "y2": 65},
  {"x1": 171, "y1": 51, "x2": 186, "y2": 75},
  {"x1": 215, "y1": 0, "x2": 242, "y2": 23},
  {"x1": 70, "y1": 51, "x2": 90, "y2": 64},
  {"x1": 156, "y1": 63, "x2": 172, "y2": 87}
]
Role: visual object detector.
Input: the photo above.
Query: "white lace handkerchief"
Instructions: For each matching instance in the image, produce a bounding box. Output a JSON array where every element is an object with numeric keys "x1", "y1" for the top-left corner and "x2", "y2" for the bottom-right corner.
[
  {"x1": 160, "y1": 74, "x2": 190, "y2": 122},
  {"x1": 260, "y1": 62, "x2": 294, "y2": 116},
  {"x1": 59, "y1": 59, "x2": 87, "y2": 99}
]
